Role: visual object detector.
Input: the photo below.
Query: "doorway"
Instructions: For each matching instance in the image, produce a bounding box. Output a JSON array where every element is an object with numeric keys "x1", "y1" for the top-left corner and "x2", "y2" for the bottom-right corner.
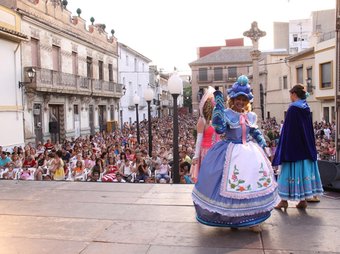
[
  {"x1": 89, "y1": 105, "x2": 95, "y2": 135},
  {"x1": 98, "y1": 105, "x2": 107, "y2": 132},
  {"x1": 33, "y1": 103, "x2": 43, "y2": 144},
  {"x1": 49, "y1": 105, "x2": 65, "y2": 144}
]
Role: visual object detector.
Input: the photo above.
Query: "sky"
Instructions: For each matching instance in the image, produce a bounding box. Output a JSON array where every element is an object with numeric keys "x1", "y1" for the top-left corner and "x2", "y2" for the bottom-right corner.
[{"x1": 67, "y1": 0, "x2": 336, "y2": 74}]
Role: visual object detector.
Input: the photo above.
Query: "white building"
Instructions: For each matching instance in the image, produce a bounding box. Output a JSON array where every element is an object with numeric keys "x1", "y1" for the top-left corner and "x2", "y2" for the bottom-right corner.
[
  {"x1": 0, "y1": 5, "x2": 28, "y2": 149},
  {"x1": 289, "y1": 19, "x2": 312, "y2": 54},
  {"x1": 118, "y1": 42, "x2": 153, "y2": 125}
]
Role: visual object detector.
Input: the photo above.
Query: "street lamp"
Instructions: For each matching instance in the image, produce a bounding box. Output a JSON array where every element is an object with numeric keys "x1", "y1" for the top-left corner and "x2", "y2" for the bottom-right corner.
[
  {"x1": 306, "y1": 78, "x2": 315, "y2": 93},
  {"x1": 168, "y1": 72, "x2": 183, "y2": 184},
  {"x1": 144, "y1": 88, "x2": 154, "y2": 157},
  {"x1": 18, "y1": 67, "x2": 36, "y2": 89},
  {"x1": 133, "y1": 94, "x2": 141, "y2": 145}
]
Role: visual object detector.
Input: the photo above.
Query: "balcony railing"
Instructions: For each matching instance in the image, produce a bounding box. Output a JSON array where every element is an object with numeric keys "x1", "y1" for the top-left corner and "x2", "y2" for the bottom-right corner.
[
  {"x1": 25, "y1": 67, "x2": 123, "y2": 98},
  {"x1": 196, "y1": 74, "x2": 238, "y2": 83}
]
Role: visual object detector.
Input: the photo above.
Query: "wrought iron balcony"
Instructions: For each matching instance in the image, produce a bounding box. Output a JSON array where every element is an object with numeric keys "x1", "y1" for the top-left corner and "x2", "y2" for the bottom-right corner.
[{"x1": 24, "y1": 67, "x2": 123, "y2": 98}]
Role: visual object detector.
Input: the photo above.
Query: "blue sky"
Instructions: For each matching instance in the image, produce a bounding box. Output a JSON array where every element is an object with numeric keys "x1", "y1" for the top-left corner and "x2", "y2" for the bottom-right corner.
[{"x1": 66, "y1": 0, "x2": 335, "y2": 74}]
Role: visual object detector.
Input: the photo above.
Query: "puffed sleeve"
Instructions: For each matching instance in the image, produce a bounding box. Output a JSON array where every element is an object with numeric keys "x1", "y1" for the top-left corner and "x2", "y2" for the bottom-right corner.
[
  {"x1": 249, "y1": 127, "x2": 266, "y2": 148},
  {"x1": 212, "y1": 90, "x2": 226, "y2": 134}
]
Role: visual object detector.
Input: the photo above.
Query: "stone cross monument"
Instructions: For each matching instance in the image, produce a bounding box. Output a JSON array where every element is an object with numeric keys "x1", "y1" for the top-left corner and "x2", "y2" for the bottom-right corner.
[{"x1": 243, "y1": 21, "x2": 266, "y2": 121}]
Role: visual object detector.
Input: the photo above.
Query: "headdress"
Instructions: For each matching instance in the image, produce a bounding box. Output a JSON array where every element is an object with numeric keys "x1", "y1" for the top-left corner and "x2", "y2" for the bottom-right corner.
[
  {"x1": 227, "y1": 75, "x2": 253, "y2": 100},
  {"x1": 199, "y1": 86, "x2": 215, "y2": 117}
]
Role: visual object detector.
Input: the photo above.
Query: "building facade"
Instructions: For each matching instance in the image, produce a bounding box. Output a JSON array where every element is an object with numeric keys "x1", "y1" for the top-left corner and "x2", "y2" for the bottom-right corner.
[
  {"x1": 189, "y1": 39, "x2": 252, "y2": 116},
  {"x1": 7, "y1": 0, "x2": 122, "y2": 145},
  {"x1": 118, "y1": 42, "x2": 152, "y2": 125},
  {"x1": 189, "y1": 9, "x2": 335, "y2": 124},
  {"x1": 266, "y1": 9, "x2": 336, "y2": 123},
  {"x1": 0, "y1": 5, "x2": 28, "y2": 149}
]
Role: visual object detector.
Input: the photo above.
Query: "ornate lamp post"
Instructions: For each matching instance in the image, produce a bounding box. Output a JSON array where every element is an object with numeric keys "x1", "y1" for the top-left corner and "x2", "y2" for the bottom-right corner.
[
  {"x1": 18, "y1": 67, "x2": 36, "y2": 89},
  {"x1": 243, "y1": 21, "x2": 266, "y2": 121},
  {"x1": 168, "y1": 72, "x2": 183, "y2": 184},
  {"x1": 144, "y1": 88, "x2": 154, "y2": 157},
  {"x1": 133, "y1": 94, "x2": 141, "y2": 145}
]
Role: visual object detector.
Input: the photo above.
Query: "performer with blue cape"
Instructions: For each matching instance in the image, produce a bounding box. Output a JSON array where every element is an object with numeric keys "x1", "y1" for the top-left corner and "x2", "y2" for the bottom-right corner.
[{"x1": 273, "y1": 84, "x2": 323, "y2": 210}]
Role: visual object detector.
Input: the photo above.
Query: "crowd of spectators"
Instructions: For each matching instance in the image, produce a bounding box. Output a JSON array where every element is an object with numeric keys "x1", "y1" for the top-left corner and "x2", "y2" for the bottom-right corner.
[
  {"x1": 0, "y1": 113, "x2": 197, "y2": 184},
  {"x1": 260, "y1": 117, "x2": 336, "y2": 162},
  {"x1": 0, "y1": 113, "x2": 336, "y2": 184}
]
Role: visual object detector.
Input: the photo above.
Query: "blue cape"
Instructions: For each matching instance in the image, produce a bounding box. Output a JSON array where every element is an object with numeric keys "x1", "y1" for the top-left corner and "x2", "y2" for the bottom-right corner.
[{"x1": 272, "y1": 100, "x2": 317, "y2": 166}]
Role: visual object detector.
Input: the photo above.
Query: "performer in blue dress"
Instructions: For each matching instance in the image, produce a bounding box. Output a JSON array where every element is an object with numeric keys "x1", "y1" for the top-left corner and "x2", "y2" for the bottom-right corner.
[
  {"x1": 273, "y1": 84, "x2": 323, "y2": 210},
  {"x1": 192, "y1": 75, "x2": 279, "y2": 232}
]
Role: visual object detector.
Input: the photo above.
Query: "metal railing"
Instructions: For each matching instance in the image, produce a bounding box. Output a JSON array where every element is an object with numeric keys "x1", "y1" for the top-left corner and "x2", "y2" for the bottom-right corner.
[{"x1": 25, "y1": 67, "x2": 123, "y2": 98}]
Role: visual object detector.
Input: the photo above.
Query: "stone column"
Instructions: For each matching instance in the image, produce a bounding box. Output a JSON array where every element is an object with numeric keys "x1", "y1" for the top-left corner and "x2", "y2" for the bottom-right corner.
[{"x1": 243, "y1": 21, "x2": 266, "y2": 121}]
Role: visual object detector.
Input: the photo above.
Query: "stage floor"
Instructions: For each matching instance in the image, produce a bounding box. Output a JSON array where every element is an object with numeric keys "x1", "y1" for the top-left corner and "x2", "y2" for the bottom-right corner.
[{"x1": 0, "y1": 181, "x2": 339, "y2": 254}]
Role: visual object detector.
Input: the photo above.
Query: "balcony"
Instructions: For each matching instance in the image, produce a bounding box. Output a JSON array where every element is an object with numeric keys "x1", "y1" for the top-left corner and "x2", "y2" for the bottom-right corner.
[
  {"x1": 24, "y1": 67, "x2": 123, "y2": 98},
  {"x1": 196, "y1": 74, "x2": 238, "y2": 84}
]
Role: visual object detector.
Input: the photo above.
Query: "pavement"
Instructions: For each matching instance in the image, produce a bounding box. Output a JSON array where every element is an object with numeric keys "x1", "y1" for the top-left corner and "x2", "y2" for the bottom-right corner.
[{"x1": 0, "y1": 180, "x2": 339, "y2": 254}]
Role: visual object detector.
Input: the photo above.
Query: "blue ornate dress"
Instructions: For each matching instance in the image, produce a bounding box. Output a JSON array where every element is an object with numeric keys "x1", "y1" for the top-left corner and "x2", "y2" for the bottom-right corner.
[
  {"x1": 272, "y1": 99, "x2": 323, "y2": 200},
  {"x1": 192, "y1": 91, "x2": 279, "y2": 228}
]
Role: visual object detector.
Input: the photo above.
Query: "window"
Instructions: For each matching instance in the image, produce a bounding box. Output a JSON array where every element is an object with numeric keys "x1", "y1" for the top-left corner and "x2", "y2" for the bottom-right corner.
[
  {"x1": 52, "y1": 45, "x2": 61, "y2": 71},
  {"x1": 72, "y1": 51, "x2": 78, "y2": 75},
  {"x1": 74, "y1": 105, "x2": 79, "y2": 127},
  {"x1": 323, "y1": 107, "x2": 330, "y2": 123},
  {"x1": 108, "y1": 64, "x2": 113, "y2": 81},
  {"x1": 98, "y1": 60, "x2": 103, "y2": 80},
  {"x1": 110, "y1": 105, "x2": 114, "y2": 120},
  {"x1": 296, "y1": 66, "x2": 303, "y2": 84},
  {"x1": 228, "y1": 67, "x2": 237, "y2": 79},
  {"x1": 197, "y1": 88, "x2": 204, "y2": 101},
  {"x1": 332, "y1": 106, "x2": 335, "y2": 122},
  {"x1": 293, "y1": 34, "x2": 298, "y2": 42},
  {"x1": 74, "y1": 104, "x2": 79, "y2": 115},
  {"x1": 320, "y1": 62, "x2": 332, "y2": 88},
  {"x1": 31, "y1": 38, "x2": 40, "y2": 67},
  {"x1": 87, "y1": 57, "x2": 93, "y2": 78},
  {"x1": 214, "y1": 67, "x2": 223, "y2": 81},
  {"x1": 126, "y1": 55, "x2": 129, "y2": 66},
  {"x1": 134, "y1": 58, "x2": 138, "y2": 71},
  {"x1": 283, "y1": 75, "x2": 288, "y2": 89},
  {"x1": 198, "y1": 68, "x2": 208, "y2": 81}
]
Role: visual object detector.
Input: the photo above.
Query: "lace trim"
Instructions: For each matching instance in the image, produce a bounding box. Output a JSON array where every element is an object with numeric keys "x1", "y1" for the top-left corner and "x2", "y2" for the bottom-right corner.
[{"x1": 192, "y1": 189, "x2": 279, "y2": 217}]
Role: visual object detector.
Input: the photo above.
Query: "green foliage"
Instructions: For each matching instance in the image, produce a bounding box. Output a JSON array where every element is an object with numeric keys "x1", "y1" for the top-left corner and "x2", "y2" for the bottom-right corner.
[{"x1": 183, "y1": 85, "x2": 192, "y2": 112}]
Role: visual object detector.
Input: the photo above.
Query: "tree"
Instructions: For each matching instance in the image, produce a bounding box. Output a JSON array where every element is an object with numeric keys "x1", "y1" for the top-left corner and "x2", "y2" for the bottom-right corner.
[{"x1": 183, "y1": 86, "x2": 192, "y2": 113}]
